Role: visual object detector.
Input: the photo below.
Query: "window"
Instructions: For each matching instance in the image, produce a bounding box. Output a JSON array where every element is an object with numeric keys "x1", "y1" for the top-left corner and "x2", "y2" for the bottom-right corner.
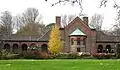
[
  {"x1": 77, "y1": 38, "x2": 80, "y2": 45},
  {"x1": 77, "y1": 48, "x2": 80, "y2": 52},
  {"x1": 83, "y1": 38, "x2": 86, "y2": 45},
  {"x1": 71, "y1": 38, "x2": 74, "y2": 45}
]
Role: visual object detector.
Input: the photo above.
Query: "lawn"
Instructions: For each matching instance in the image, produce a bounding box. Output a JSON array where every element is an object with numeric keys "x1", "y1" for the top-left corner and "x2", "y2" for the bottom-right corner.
[{"x1": 0, "y1": 59, "x2": 120, "y2": 70}]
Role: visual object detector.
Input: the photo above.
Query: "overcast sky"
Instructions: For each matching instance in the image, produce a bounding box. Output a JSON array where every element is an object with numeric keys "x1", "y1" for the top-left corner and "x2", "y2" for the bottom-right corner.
[{"x1": 0, "y1": 0, "x2": 119, "y2": 30}]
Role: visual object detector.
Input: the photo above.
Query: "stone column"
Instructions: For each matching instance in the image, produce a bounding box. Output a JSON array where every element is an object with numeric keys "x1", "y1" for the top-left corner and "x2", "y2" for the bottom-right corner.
[
  {"x1": 80, "y1": 40, "x2": 85, "y2": 52},
  {"x1": 70, "y1": 40, "x2": 77, "y2": 53}
]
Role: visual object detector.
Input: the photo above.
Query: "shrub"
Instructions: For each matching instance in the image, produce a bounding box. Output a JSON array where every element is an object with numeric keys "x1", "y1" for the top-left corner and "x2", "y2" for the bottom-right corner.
[
  {"x1": 19, "y1": 50, "x2": 49, "y2": 59},
  {"x1": 77, "y1": 52, "x2": 91, "y2": 59},
  {"x1": 0, "y1": 49, "x2": 9, "y2": 59},
  {"x1": 53, "y1": 52, "x2": 91, "y2": 59},
  {"x1": 92, "y1": 53, "x2": 116, "y2": 59},
  {"x1": 39, "y1": 52, "x2": 49, "y2": 59},
  {"x1": 54, "y1": 52, "x2": 76, "y2": 59},
  {"x1": 19, "y1": 50, "x2": 40, "y2": 59},
  {"x1": 0, "y1": 49, "x2": 20, "y2": 60},
  {"x1": 5, "y1": 54, "x2": 19, "y2": 59}
]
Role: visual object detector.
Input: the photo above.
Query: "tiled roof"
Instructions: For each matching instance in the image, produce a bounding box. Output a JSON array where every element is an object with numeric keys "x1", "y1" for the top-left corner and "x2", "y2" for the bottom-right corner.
[
  {"x1": 70, "y1": 29, "x2": 86, "y2": 36},
  {"x1": 2, "y1": 35, "x2": 41, "y2": 41},
  {"x1": 96, "y1": 31, "x2": 120, "y2": 42},
  {"x1": 37, "y1": 30, "x2": 50, "y2": 41},
  {"x1": 1, "y1": 30, "x2": 50, "y2": 42}
]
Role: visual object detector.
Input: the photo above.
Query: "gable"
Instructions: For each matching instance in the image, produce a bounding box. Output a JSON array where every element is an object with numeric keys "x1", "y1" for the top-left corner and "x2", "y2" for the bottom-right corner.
[
  {"x1": 64, "y1": 17, "x2": 91, "y2": 35},
  {"x1": 65, "y1": 16, "x2": 90, "y2": 29}
]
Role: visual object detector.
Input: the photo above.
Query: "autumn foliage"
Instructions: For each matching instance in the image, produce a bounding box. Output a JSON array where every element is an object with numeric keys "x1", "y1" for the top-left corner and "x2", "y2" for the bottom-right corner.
[{"x1": 48, "y1": 24, "x2": 63, "y2": 55}]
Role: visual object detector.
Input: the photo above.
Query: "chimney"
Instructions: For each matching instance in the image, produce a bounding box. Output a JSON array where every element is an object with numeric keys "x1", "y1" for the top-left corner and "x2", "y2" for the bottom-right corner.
[
  {"x1": 56, "y1": 16, "x2": 61, "y2": 28},
  {"x1": 83, "y1": 17, "x2": 88, "y2": 26}
]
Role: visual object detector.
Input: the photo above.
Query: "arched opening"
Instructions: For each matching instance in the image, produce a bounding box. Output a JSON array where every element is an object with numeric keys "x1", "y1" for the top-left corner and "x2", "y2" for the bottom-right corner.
[
  {"x1": 22, "y1": 44, "x2": 28, "y2": 51},
  {"x1": 12, "y1": 44, "x2": 19, "y2": 54},
  {"x1": 106, "y1": 45, "x2": 111, "y2": 53},
  {"x1": 3, "y1": 43, "x2": 10, "y2": 52},
  {"x1": 97, "y1": 44, "x2": 103, "y2": 53},
  {"x1": 29, "y1": 43, "x2": 37, "y2": 50},
  {"x1": 41, "y1": 44, "x2": 48, "y2": 52}
]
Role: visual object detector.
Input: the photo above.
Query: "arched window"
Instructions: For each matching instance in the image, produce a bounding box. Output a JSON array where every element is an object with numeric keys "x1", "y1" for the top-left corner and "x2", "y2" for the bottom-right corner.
[
  {"x1": 97, "y1": 44, "x2": 103, "y2": 53},
  {"x1": 3, "y1": 43, "x2": 10, "y2": 52},
  {"x1": 77, "y1": 38, "x2": 80, "y2": 45},
  {"x1": 22, "y1": 44, "x2": 28, "y2": 51},
  {"x1": 12, "y1": 44, "x2": 19, "y2": 53},
  {"x1": 41, "y1": 44, "x2": 48, "y2": 52},
  {"x1": 71, "y1": 38, "x2": 74, "y2": 45},
  {"x1": 106, "y1": 45, "x2": 111, "y2": 53}
]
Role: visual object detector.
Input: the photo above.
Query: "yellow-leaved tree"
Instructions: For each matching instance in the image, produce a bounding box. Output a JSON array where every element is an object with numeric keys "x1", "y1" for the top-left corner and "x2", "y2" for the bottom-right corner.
[{"x1": 48, "y1": 24, "x2": 63, "y2": 55}]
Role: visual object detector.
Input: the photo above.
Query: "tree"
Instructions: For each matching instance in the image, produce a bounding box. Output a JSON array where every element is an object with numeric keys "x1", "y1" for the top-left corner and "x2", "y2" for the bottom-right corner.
[
  {"x1": 45, "y1": 0, "x2": 83, "y2": 15},
  {"x1": 48, "y1": 24, "x2": 63, "y2": 54},
  {"x1": 45, "y1": 0, "x2": 120, "y2": 15},
  {"x1": 110, "y1": 9, "x2": 120, "y2": 36},
  {"x1": 0, "y1": 11, "x2": 13, "y2": 37},
  {"x1": 16, "y1": 23, "x2": 47, "y2": 36},
  {"x1": 21, "y1": 8, "x2": 42, "y2": 25},
  {"x1": 46, "y1": 23, "x2": 55, "y2": 29},
  {"x1": 90, "y1": 13, "x2": 104, "y2": 31},
  {"x1": 15, "y1": 8, "x2": 48, "y2": 36},
  {"x1": 61, "y1": 14, "x2": 75, "y2": 27},
  {"x1": 12, "y1": 15, "x2": 23, "y2": 31}
]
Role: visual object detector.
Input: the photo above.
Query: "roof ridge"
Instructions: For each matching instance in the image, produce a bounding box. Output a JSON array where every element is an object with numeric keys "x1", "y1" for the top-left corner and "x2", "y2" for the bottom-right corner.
[{"x1": 36, "y1": 29, "x2": 50, "y2": 41}]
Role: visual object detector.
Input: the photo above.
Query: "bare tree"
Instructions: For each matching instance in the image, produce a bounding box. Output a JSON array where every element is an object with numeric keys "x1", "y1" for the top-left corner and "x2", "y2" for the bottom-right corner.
[
  {"x1": 90, "y1": 13, "x2": 104, "y2": 31},
  {"x1": 45, "y1": 0, "x2": 120, "y2": 15},
  {"x1": 61, "y1": 14, "x2": 75, "y2": 27},
  {"x1": 13, "y1": 15, "x2": 23, "y2": 31},
  {"x1": 45, "y1": 0, "x2": 83, "y2": 15},
  {"x1": 20, "y1": 8, "x2": 42, "y2": 25},
  {"x1": 61, "y1": 14, "x2": 67, "y2": 27},
  {"x1": 0, "y1": 11, "x2": 13, "y2": 37},
  {"x1": 15, "y1": 8, "x2": 48, "y2": 36}
]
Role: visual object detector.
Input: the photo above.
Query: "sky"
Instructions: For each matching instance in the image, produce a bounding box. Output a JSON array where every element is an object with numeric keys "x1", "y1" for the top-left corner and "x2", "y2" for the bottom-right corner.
[{"x1": 0, "y1": 0, "x2": 119, "y2": 31}]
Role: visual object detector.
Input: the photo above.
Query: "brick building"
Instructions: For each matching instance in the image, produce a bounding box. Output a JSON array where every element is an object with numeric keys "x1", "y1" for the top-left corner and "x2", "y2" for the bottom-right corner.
[{"x1": 0, "y1": 16, "x2": 120, "y2": 55}]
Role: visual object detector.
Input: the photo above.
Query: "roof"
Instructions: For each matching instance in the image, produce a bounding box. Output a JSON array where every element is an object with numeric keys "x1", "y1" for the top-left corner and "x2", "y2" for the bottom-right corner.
[
  {"x1": 70, "y1": 29, "x2": 86, "y2": 36},
  {"x1": 2, "y1": 35, "x2": 41, "y2": 41},
  {"x1": 66, "y1": 16, "x2": 90, "y2": 29},
  {"x1": 1, "y1": 29, "x2": 51, "y2": 42},
  {"x1": 89, "y1": 25, "x2": 95, "y2": 29},
  {"x1": 37, "y1": 30, "x2": 50, "y2": 41},
  {"x1": 96, "y1": 31, "x2": 120, "y2": 43}
]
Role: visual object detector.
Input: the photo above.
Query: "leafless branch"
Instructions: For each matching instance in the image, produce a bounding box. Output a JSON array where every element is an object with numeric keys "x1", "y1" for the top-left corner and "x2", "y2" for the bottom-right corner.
[
  {"x1": 50, "y1": 0, "x2": 83, "y2": 15},
  {"x1": 99, "y1": 0, "x2": 108, "y2": 8}
]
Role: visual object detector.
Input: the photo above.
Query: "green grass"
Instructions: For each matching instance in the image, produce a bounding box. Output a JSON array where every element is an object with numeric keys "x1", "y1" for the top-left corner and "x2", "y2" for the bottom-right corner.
[{"x1": 0, "y1": 59, "x2": 120, "y2": 70}]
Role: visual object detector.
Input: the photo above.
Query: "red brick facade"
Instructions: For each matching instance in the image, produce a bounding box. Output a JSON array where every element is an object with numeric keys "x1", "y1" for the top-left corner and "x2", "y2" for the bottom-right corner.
[{"x1": 1, "y1": 16, "x2": 120, "y2": 55}]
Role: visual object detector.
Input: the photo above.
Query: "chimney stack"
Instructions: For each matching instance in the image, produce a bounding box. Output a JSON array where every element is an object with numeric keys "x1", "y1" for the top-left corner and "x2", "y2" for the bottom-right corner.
[
  {"x1": 83, "y1": 17, "x2": 88, "y2": 26},
  {"x1": 56, "y1": 16, "x2": 61, "y2": 28}
]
